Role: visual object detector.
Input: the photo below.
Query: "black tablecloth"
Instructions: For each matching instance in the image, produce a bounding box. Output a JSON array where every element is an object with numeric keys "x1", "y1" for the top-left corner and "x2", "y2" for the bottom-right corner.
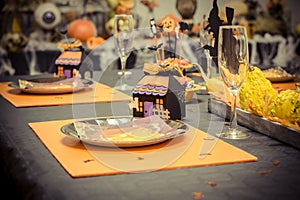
[{"x1": 1, "y1": 70, "x2": 300, "y2": 200}]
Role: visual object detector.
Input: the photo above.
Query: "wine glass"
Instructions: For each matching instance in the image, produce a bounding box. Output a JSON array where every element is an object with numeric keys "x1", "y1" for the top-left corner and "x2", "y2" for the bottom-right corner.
[
  {"x1": 114, "y1": 14, "x2": 134, "y2": 91},
  {"x1": 217, "y1": 25, "x2": 250, "y2": 139}
]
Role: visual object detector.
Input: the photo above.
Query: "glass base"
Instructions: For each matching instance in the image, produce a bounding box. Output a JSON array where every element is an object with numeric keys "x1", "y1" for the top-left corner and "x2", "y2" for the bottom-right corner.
[
  {"x1": 114, "y1": 84, "x2": 134, "y2": 91},
  {"x1": 216, "y1": 129, "x2": 250, "y2": 140},
  {"x1": 117, "y1": 71, "x2": 132, "y2": 76}
]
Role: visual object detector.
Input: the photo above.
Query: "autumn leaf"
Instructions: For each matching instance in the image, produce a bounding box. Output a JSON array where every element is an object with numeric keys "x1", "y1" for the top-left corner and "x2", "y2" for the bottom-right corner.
[
  {"x1": 271, "y1": 160, "x2": 280, "y2": 166},
  {"x1": 193, "y1": 192, "x2": 204, "y2": 199},
  {"x1": 137, "y1": 157, "x2": 144, "y2": 160},
  {"x1": 204, "y1": 181, "x2": 217, "y2": 187},
  {"x1": 259, "y1": 169, "x2": 273, "y2": 175}
]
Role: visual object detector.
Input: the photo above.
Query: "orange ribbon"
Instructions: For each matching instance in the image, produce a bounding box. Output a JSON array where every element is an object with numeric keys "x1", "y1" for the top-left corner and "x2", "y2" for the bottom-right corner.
[{"x1": 57, "y1": 39, "x2": 82, "y2": 50}]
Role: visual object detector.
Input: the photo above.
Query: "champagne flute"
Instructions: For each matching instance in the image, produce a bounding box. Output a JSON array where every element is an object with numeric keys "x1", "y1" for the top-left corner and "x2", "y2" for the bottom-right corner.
[
  {"x1": 114, "y1": 14, "x2": 134, "y2": 91},
  {"x1": 217, "y1": 25, "x2": 250, "y2": 139}
]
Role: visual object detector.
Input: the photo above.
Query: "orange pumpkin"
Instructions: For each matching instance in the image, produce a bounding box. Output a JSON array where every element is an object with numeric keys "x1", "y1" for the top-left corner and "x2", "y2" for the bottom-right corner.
[{"x1": 67, "y1": 19, "x2": 97, "y2": 42}]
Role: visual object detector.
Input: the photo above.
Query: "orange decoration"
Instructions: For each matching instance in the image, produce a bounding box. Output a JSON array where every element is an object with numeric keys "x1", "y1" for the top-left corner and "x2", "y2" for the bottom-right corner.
[
  {"x1": 86, "y1": 37, "x2": 105, "y2": 49},
  {"x1": 140, "y1": 0, "x2": 157, "y2": 12},
  {"x1": 157, "y1": 13, "x2": 181, "y2": 32},
  {"x1": 67, "y1": 19, "x2": 97, "y2": 42},
  {"x1": 119, "y1": 0, "x2": 135, "y2": 8},
  {"x1": 116, "y1": 0, "x2": 135, "y2": 14},
  {"x1": 57, "y1": 39, "x2": 82, "y2": 51},
  {"x1": 115, "y1": 5, "x2": 131, "y2": 14}
]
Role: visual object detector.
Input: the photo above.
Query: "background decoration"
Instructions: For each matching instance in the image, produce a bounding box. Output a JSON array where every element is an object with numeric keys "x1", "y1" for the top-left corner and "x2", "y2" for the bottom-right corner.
[
  {"x1": 67, "y1": 0, "x2": 97, "y2": 42},
  {"x1": 1, "y1": 31, "x2": 28, "y2": 52},
  {"x1": 219, "y1": 1, "x2": 248, "y2": 25},
  {"x1": 140, "y1": 0, "x2": 157, "y2": 13},
  {"x1": 105, "y1": 0, "x2": 135, "y2": 35},
  {"x1": 176, "y1": 0, "x2": 197, "y2": 33},
  {"x1": 140, "y1": 0, "x2": 158, "y2": 28},
  {"x1": 157, "y1": 13, "x2": 182, "y2": 59},
  {"x1": 25, "y1": 2, "x2": 63, "y2": 75},
  {"x1": 202, "y1": 0, "x2": 223, "y2": 70},
  {"x1": 1, "y1": 10, "x2": 28, "y2": 52},
  {"x1": 34, "y1": 2, "x2": 62, "y2": 30},
  {"x1": 67, "y1": 18, "x2": 97, "y2": 42}
]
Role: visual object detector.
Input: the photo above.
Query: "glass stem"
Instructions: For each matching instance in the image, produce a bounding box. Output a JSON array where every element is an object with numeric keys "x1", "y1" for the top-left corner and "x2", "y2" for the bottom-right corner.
[
  {"x1": 120, "y1": 56, "x2": 127, "y2": 84},
  {"x1": 230, "y1": 92, "x2": 238, "y2": 131}
]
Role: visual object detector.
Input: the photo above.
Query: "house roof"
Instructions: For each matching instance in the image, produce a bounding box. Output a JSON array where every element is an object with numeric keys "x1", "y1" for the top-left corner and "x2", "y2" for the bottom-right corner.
[
  {"x1": 133, "y1": 75, "x2": 169, "y2": 96},
  {"x1": 133, "y1": 75, "x2": 185, "y2": 97},
  {"x1": 55, "y1": 51, "x2": 82, "y2": 66}
]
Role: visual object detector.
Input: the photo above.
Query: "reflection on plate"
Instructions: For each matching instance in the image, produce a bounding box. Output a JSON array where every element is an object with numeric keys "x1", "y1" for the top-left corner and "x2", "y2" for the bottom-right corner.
[
  {"x1": 60, "y1": 117, "x2": 188, "y2": 147},
  {"x1": 9, "y1": 77, "x2": 94, "y2": 94},
  {"x1": 266, "y1": 76, "x2": 296, "y2": 83}
]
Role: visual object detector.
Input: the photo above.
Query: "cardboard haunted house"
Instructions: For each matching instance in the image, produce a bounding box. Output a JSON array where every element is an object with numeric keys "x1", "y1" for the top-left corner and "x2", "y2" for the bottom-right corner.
[
  {"x1": 55, "y1": 40, "x2": 93, "y2": 79},
  {"x1": 132, "y1": 75, "x2": 186, "y2": 120},
  {"x1": 130, "y1": 13, "x2": 192, "y2": 120}
]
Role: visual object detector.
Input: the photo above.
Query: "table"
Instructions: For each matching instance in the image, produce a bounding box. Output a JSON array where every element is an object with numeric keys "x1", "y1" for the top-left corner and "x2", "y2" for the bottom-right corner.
[{"x1": 1, "y1": 70, "x2": 300, "y2": 200}]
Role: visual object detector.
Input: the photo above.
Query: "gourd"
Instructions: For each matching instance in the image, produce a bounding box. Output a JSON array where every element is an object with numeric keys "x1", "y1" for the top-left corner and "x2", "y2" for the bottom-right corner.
[
  {"x1": 239, "y1": 66, "x2": 277, "y2": 117},
  {"x1": 271, "y1": 86, "x2": 300, "y2": 126}
]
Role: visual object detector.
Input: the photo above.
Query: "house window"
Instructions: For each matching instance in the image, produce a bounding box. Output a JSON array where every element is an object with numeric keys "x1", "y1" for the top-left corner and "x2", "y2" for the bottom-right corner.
[
  {"x1": 155, "y1": 98, "x2": 164, "y2": 105},
  {"x1": 58, "y1": 66, "x2": 64, "y2": 77},
  {"x1": 160, "y1": 99, "x2": 163, "y2": 105},
  {"x1": 139, "y1": 101, "x2": 143, "y2": 112}
]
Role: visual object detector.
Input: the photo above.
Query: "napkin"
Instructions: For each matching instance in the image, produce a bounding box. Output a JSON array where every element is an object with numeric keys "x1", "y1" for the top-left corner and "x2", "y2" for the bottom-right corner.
[{"x1": 18, "y1": 77, "x2": 85, "y2": 89}]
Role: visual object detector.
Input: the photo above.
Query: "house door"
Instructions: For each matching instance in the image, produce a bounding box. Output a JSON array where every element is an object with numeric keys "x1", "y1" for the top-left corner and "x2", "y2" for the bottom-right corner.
[{"x1": 143, "y1": 101, "x2": 153, "y2": 117}]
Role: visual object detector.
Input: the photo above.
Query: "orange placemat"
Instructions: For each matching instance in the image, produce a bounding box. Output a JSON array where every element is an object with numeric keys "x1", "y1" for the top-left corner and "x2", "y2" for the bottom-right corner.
[
  {"x1": 0, "y1": 82, "x2": 130, "y2": 107},
  {"x1": 28, "y1": 118, "x2": 257, "y2": 178}
]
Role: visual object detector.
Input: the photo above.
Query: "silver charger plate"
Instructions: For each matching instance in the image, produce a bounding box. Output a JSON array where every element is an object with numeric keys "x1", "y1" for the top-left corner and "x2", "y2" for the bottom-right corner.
[
  {"x1": 266, "y1": 75, "x2": 296, "y2": 83},
  {"x1": 60, "y1": 117, "x2": 188, "y2": 148},
  {"x1": 9, "y1": 77, "x2": 94, "y2": 94}
]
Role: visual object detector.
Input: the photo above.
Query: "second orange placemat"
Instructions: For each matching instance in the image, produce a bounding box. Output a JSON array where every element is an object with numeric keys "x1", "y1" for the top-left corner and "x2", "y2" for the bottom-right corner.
[
  {"x1": 0, "y1": 82, "x2": 130, "y2": 107},
  {"x1": 28, "y1": 118, "x2": 257, "y2": 178}
]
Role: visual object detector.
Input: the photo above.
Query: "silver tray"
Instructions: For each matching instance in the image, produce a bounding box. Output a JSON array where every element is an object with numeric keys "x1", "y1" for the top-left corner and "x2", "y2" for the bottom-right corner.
[
  {"x1": 208, "y1": 98, "x2": 300, "y2": 149},
  {"x1": 61, "y1": 117, "x2": 188, "y2": 148}
]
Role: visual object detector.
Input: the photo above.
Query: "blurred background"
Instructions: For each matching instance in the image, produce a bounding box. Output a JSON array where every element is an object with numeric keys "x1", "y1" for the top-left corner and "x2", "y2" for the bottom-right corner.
[{"x1": 0, "y1": 0, "x2": 299, "y2": 75}]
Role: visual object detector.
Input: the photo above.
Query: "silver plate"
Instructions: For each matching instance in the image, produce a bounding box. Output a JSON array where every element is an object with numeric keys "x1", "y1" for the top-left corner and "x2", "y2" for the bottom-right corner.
[
  {"x1": 9, "y1": 77, "x2": 93, "y2": 94},
  {"x1": 61, "y1": 117, "x2": 188, "y2": 147},
  {"x1": 266, "y1": 75, "x2": 296, "y2": 83}
]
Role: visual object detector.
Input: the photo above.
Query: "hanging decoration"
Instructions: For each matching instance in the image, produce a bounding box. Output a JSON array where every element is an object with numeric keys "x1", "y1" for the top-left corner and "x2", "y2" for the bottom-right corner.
[
  {"x1": 34, "y1": 2, "x2": 62, "y2": 30},
  {"x1": 201, "y1": 0, "x2": 223, "y2": 69},
  {"x1": 143, "y1": 14, "x2": 192, "y2": 77},
  {"x1": 176, "y1": 0, "x2": 197, "y2": 34}
]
